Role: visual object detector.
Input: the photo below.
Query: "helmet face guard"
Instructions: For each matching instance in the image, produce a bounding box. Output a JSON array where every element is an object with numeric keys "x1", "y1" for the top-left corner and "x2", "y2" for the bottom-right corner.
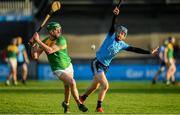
[
  {"x1": 47, "y1": 22, "x2": 61, "y2": 31},
  {"x1": 115, "y1": 25, "x2": 128, "y2": 38}
]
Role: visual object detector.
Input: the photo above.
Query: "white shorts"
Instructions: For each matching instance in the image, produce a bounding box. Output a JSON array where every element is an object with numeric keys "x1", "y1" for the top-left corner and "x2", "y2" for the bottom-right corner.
[
  {"x1": 53, "y1": 64, "x2": 74, "y2": 78},
  {"x1": 8, "y1": 58, "x2": 17, "y2": 69},
  {"x1": 167, "y1": 58, "x2": 175, "y2": 68}
]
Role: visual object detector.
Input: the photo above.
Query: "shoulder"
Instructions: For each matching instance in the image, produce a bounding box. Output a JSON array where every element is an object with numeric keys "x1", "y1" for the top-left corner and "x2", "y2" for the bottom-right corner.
[
  {"x1": 167, "y1": 43, "x2": 173, "y2": 48},
  {"x1": 106, "y1": 33, "x2": 115, "y2": 39},
  {"x1": 19, "y1": 44, "x2": 25, "y2": 49},
  {"x1": 13, "y1": 45, "x2": 18, "y2": 51},
  {"x1": 7, "y1": 45, "x2": 11, "y2": 48},
  {"x1": 119, "y1": 41, "x2": 129, "y2": 48},
  {"x1": 60, "y1": 35, "x2": 66, "y2": 40},
  {"x1": 120, "y1": 41, "x2": 128, "y2": 45},
  {"x1": 57, "y1": 36, "x2": 66, "y2": 42}
]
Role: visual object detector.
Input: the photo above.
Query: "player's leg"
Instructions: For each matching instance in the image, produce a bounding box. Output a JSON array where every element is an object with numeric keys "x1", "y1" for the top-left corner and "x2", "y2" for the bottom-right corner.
[
  {"x1": 54, "y1": 65, "x2": 88, "y2": 112},
  {"x1": 6, "y1": 59, "x2": 13, "y2": 85},
  {"x1": 80, "y1": 76, "x2": 100, "y2": 103},
  {"x1": 59, "y1": 73, "x2": 88, "y2": 112},
  {"x1": 166, "y1": 60, "x2": 176, "y2": 85},
  {"x1": 152, "y1": 66, "x2": 165, "y2": 84},
  {"x1": 10, "y1": 59, "x2": 18, "y2": 85},
  {"x1": 166, "y1": 65, "x2": 173, "y2": 85},
  {"x1": 61, "y1": 83, "x2": 71, "y2": 113},
  {"x1": 64, "y1": 84, "x2": 71, "y2": 104},
  {"x1": 152, "y1": 61, "x2": 165, "y2": 84},
  {"x1": 95, "y1": 72, "x2": 109, "y2": 112},
  {"x1": 60, "y1": 73, "x2": 80, "y2": 103},
  {"x1": 169, "y1": 63, "x2": 176, "y2": 84},
  {"x1": 12, "y1": 65, "x2": 17, "y2": 85},
  {"x1": 6, "y1": 70, "x2": 12, "y2": 86},
  {"x1": 80, "y1": 59, "x2": 101, "y2": 103},
  {"x1": 152, "y1": 68, "x2": 162, "y2": 84},
  {"x1": 22, "y1": 63, "x2": 28, "y2": 84}
]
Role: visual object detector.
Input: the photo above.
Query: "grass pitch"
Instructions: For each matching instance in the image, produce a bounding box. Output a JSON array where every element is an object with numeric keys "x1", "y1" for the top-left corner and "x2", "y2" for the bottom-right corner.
[{"x1": 0, "y1": 81, "x2": 180, "y2": 114}]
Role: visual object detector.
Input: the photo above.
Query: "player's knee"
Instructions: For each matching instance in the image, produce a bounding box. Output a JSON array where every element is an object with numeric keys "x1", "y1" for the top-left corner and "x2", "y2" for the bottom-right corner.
[
  {"x1": 102, "y1": 83, "x2": 109, "y2": 91},
  {"x1": 23, "y1": 67, "x2": 28, "y2": 73},
  {"x1": 91, "y1": 84, "x2": 99, "y2": 90},
  {"x1": 95, "y1": 84, "x2": 100, "y2": 89},
  {"x1": 68, "y1": 78, "x2": 76, "y2": 86}
]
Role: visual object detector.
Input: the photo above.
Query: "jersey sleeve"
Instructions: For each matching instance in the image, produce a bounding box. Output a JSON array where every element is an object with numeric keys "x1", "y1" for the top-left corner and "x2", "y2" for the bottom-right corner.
[
  {"x1": 121, "y1": 41, "x2": 129, "y2": 50},
  {"x1": 22, "y1": 44, "x2": 25, "y2": 51}
]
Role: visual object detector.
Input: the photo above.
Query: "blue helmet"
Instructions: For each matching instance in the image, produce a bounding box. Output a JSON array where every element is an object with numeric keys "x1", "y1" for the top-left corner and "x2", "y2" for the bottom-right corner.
[{"x1": 115, "y1": 25, "x2": 128, "y2": 37}]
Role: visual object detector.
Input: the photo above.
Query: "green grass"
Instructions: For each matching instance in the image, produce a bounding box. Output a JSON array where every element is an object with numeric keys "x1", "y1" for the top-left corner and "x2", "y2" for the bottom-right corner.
[{"x1": 0, "y1": 81, "x2": 180, "y2": 114}]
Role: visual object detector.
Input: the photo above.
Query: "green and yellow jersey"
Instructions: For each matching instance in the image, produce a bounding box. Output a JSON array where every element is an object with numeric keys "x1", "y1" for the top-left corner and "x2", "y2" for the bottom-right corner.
[
  {"x1": 7, "y1": 45, "x2": 18, "y2": 58},
  {"x1": 42, "y1": 35, "x2": 71, "y2": 71},
  {"x1": 167, "y1": 43, "x2": 174, "y2": 59}
]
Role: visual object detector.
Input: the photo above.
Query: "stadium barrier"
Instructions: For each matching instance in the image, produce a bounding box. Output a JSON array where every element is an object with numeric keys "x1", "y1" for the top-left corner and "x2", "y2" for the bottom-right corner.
[
  {"x1": 37, "y1": 64, "x2": 180, "y2": 81},
  {"x1": 0, "y1": 63, "x2": 180, "y2": 81},
  {"x1": 37, "y1": 64, "x2": 180, "y2": 80}
]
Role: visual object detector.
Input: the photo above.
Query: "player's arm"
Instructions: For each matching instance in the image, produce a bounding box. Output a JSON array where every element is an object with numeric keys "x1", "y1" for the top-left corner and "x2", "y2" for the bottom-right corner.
[
  {"x1": 125, "y1": 46, "x2": 150, "y2": 54},
  {"x1": 32, "y1": 32, "x2": 63, "y2": 54},
  {"x1": 15, "y1": 47, "x2": 20, "y2": 56},
  {"x1": 109, "y1": 7, "x2": 120, "y2": 35},
  {"x1": 23, "y1": 49, "x2": 30, "y2": 64},
  {"x1": 36, "y1": 40, "x2": 60, "y2": 54},
  {"x1": 31, "y1": 44, "x2": 43, "y2": 60},
  {"x1": 125, "y1": 46, "x2": 159, "y2": 55},
  {"x1": 164, "y1": 47, "x2": 168, "y2": 64},
  {"x1": 159, "y1": 51, "x2": 163, "y2": 60}
]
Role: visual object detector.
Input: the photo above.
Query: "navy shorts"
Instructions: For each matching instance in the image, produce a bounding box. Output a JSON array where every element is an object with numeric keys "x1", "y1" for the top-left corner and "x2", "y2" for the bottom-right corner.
[
  {"x1": 91, "y1": 58, "x2": 109, "y2": 75},
  {"x1": 160, "y1": 61, "x2": 166, "y2": 67},
  {"x1": 17, "y1": 61, "x2": 26, "y2": 67}
]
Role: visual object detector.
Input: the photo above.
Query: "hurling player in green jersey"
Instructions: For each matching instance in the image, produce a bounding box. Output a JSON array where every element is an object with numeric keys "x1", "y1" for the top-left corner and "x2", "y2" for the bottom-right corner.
[
  {"x1": 30, "y1": 22, "x2": 88, "y2": 113},
  {"x1": 165, "y1": 37, "x2": 176, "y2": 85},
  {"x1": 6, "y1": 38, "x2": 18, "y2": 86}
]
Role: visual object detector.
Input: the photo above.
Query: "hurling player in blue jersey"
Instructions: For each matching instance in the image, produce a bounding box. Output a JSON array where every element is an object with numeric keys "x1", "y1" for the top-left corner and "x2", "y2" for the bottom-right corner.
[
  {"x1": 80, "y1": 7, "x2": 158, "y2": 112},
  {"x1": 152, "y1": 40, "x2": 168, "y2": 84}
]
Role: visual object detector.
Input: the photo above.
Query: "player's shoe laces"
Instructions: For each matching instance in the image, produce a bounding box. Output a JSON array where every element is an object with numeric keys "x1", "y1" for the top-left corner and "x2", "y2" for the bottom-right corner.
[
  {"x1": 61, "y1": 102, "x2": 70, "y2": 113},
  {"x1": 96, "y1": 107, "x2": 104, "y2": 112},
  {"x1": 79, "y1": 96, "x2": 85, "y2": 104},
  {"x1": 78, "y1": 104, "x2": 88, "y2": 112}
]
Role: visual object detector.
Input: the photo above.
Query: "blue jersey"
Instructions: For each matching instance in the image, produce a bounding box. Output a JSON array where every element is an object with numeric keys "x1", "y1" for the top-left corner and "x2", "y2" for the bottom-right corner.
[
  {"x1": 96, "y1": 33, "x2": 129, "y2": 66},
  {"x1": 17, "y1": 44, "x2": 25, "y2": 62},
  {"x1": 159, "y1": 46, "x2": 165, "y2": 61}
]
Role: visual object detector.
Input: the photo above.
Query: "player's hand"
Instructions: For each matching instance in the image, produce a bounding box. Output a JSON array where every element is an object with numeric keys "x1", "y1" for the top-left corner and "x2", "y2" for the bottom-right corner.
[
  {"x1": 29, "y1": 36, "x2": 35, "y2": 46},
  {"x1": 33, "y1": 32, "x2": 40, "y2": 42},
  {"x1": 25, "y1": 59, "x2": 30, "y2": 64},
  {"x1": 151, "y1": 46, "x2": 159, "y2": 56},
  {"x1": 113, "y1": 7, "x2": 120, "y2": 15},
  {"x1": 164, "y1": 59, "x2": 168, "y2": 64},
  {"x1": 173, "y1": 58, "x2": 176, "y2": 63}
]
